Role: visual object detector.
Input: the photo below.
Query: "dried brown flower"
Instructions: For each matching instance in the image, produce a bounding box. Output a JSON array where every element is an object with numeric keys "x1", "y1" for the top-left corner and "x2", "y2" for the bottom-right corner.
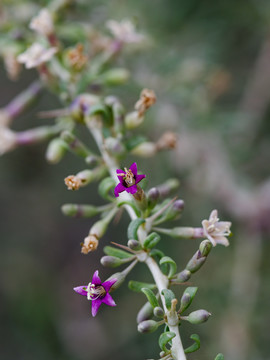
[
  {"x1": 135, "y1": 88, "x2": 156, "y2": 117},
  {"x1": 81, "y1": 235, "x2": 99, "y2": 254}
]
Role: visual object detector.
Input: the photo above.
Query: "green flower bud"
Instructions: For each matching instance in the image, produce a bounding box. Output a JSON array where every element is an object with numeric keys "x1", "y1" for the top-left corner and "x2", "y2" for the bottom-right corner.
[
  {"x1": 45, "y1": 138, "x2": 67, "y2": 164},
  {"x1": 153, "y1": 307, "x2": 164, "y2": 318},
  {"x1": 125, "y1": 111, "x2": 144, "y2": 129},
  {"x1": 61, "y1": 203, "x2": 99, "y2": 218},
  {"x1": 175, "y1": 269, "x2": 191, "y2": 282},
  {"x1": 137, "y1": 319, "x2": 159, "y2": 333},
  {"x1": 156, "y1": 178, "x2": 180, "y2": 198},
  {"x1": 101, "y1": 68, "x2": 130, "y2": 85},
  {"x1": 199, "y1": 239, "x2": 212, "y2": 257},
  {"x1": 179, "y1": 293, "x2": 191, "y2": 313},
  {"x1": 186, "y1": 309, "x2": 211, "y2": 324},
  {"x1": 147, "y1": 187, "x2": 160, "y2": 209},
  {"x1": 186, "y1": 251, "x2": 206, "y2": 273},
  {"x1": 131, "y1": 142, "x2": 157, "y2": 157},
  {"x1": 104, "y1": 137, "x2": 125, "y2": 156},
  {"x1": 127, "y1": 239, "x2": 141, "y2": 250},
  {"x1": 101, "y1": 255, "x2": 130, "y2": 268},
  {"x1": 137, "y1": 301, "x2": 154, "y2": 323},
  {"x1": 61, "y1": 130, "x2": 92, "y2": 158}
]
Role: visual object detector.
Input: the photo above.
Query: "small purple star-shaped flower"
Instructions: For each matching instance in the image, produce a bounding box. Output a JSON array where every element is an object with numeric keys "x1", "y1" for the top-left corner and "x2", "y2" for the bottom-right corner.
[
  {"x1": 73, "y1": 270, "x2": 117, "y2": 317},
  {"x1": 114, "y1": 162, "x2": 146, "y2": 197}
]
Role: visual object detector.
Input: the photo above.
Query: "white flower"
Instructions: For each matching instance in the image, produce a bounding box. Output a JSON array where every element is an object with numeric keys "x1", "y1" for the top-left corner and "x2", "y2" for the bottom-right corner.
[
  {"x1": 17, "y1": 43, "x2": 57, "y2": 69},
  {"x1": 29, "y1": 8, "x2": 54, "y2": 36},
  {"x1": 0, "y1": 127, "x2": 17, "y2": 155},
  {"x1": 202, "y1": 209, "x2": 231, "y2": 247},
  {"x1": 106, "y1": 19, "x2": 144, "y2": 44}
]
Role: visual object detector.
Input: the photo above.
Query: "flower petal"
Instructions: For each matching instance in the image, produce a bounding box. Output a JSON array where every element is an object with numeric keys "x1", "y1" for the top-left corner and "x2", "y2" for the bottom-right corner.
[
  {"x1": 73, "y1": 285, "x2": 88, "y2": 296},
  {"x1": 214, "y1": 236, "x2": 230, "y2": 247},
  {"x1": 91, "y1": 299, "x2": 103, "y2": 317},
  {"x1": 102, "y1": 278, "x2": 117, "y2": 292},
  {"x1": 116, "y1": 169, "x2": 125, "y2": 175},
  {"x1": 92, "y1": 270, "x2": 101, "y2": 285},
  {"x1": 129, "y1": 162, "x2": 138, "y2": 176},
  {"x1": 114, "y1": 183, "x2": 126, "y2": 197},
  {"x1": 126, "y1": 184, "x2": 138, "y2": 194},
  {"x1": 135, "y1": 173, "x2": 146, "y2": 183},
  {"x1": 102, "y1": 293, "x2": 116, "y2": 307}
]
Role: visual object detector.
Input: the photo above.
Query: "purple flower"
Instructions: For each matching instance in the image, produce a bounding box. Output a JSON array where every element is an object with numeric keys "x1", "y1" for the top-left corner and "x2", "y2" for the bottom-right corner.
[
  {"x1": 114, "y1": 162, "x2": 146, "y2": 197},
  {"x1": 73, "y1": 270, "x2": 117, "y2": 317}
]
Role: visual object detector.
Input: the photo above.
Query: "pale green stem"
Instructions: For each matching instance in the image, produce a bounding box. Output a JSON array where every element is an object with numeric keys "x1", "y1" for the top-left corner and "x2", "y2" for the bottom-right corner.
[{"x1": 85, "y1": 115, "x2": 186, "y2": 360}]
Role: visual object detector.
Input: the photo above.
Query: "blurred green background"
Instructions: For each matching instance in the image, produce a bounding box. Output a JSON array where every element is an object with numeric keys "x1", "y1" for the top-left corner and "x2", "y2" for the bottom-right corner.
[{"x1": 1, "y1": 1, "x2": 270, "y2": 359}]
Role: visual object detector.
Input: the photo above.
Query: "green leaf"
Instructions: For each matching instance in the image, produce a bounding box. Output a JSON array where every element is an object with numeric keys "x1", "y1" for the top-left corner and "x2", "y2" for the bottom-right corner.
[
  {"x1": 214, "y1": 354, "x2": 225, "y2": 360},
  {"x1": 150, "y1": 249, "x2": 165, "y2": 261},
  {"x1": 184, "y1": 334, "x2": 200, "y2": 354},
  {"x1": 161, "y1": 289, "x2": 176, "y2": 310},
  {"x1": 141, "y1": 288, "x2": 159, "y2": 309},
  {"x1": 103, "y1": 246, "x2": 133, "y2": 259},
  {"x1": 179, "y1": 287, "x2": 198, "y2": 313},
  {"x1": 127, "y1": 218, "x2": 145, "y2": 240},
  {"x1": 159, "y1": 256, "x2": 177, "y2": 279},
  {"x1": 143, "y1": 232, "x2": 161, "y2": 249},
  {"x1": 117, "y1": 200, "x2": 141, "y2": 217},
  {"x1": 128, "y1": 281, "x2": 157, "y2": 292},
  {"x1": 159, "y1": 331, "x2": 176, "y2": 353},
  {"x1": 98, "y1": 177, "x2": 115, "y2": 201},
  {"x1": 87, "y1": 103, "x2": 111, "y2": 122}
]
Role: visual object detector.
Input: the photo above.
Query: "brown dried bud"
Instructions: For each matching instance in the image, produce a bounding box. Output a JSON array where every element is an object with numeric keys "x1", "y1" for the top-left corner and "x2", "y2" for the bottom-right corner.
[
  {"x1": 67, "y1": 43, "x2": 88, "y2": 71},
  {"x1": 156, "y1": 131, "x2": 178, "y2": 151},
  {"x1": 81, "y1": 235, "x2": 99, "y2": 254},
  {"x1": 64, "y1": 175, "x2": 82, "y2": 190},
  {"x1": 135, "y1": 88, "x2": 156, "y2": 117}
]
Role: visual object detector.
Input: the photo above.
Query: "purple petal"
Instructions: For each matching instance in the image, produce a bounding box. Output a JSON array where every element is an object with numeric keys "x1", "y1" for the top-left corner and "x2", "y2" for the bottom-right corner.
[
  {"x1": 117, "y1": 175, "x2": 125, "y2": 182},
  {"x1": 114, "y1": 183, "x2": 126, "y2": 197},
  {"x1": 92, "y1": 270, "x2": 101, "y2": 285},
  {"x1": 135, "y1": 174, "x2": 146, "y2": 184},
  {"x1": 126, "y1": 184, "x2": 138, "y2": 194},
  {"x1": 102, "y1": 293, "x2": 116, "y2": 307},
  {"x1": 91, "y1": 299, "x2": 103, "y2": 317},
  {"x1": 129, "y1": 162, "x2": 138, "y2": 176},
  {"x1": 116, "y1": 169, "x2": 125, "y2": 175},
  {"x1": 102, "y1": 278, "x2": 117, "y2": 292},
  {"x1": 73, "y1": 285, "x2": 88, "y2": 297}
]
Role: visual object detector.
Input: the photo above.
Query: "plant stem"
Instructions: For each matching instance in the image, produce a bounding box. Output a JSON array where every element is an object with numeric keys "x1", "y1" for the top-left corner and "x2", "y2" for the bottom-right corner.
[{"x1": 85, "y1": 115, "x2": 186, "y2": 360}]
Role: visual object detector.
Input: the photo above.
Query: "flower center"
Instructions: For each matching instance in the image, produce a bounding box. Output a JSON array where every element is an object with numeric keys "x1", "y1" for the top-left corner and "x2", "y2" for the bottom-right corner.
[
  {"x1": 123, "y1": 167, "x2": 135, "y2": 186},
  {"x1": 86, "y1": 283, "x2": 106, "y2": 300}
]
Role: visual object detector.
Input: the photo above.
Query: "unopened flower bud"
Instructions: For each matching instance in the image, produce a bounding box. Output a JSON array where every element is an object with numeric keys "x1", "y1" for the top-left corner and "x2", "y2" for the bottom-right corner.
[
  {"x1": 81, "y1": 235, "x2": 99, "y2": 254},
  {"x1": 45, "y1": 138, "x2": 67, "y2": 164},
  {"x1": 61, "y1": 204, "x2": 100, "y2": 218},
  {"x1": 179, "y1": 293, "x2": 191, "y2": 313},
  {"x1": 156, "y1": 178, "x2": 180, "y2": 198},
  {"x1": 69, "y1": 94, "x2": 100, "y2": 122},
  {"x1": 106, "y1": 272, "x2": 126, "y2": 291},
  {"x1": 131, "y1": 142, "x2": 157, "y2": 157},
  {"x1": 185, "y1": 309, "x2": 211, "y2": 324},
  {"x1": 61, "y1": 130, "x2": 92, "y2": 158},
  {"x1": 104, "y1": 137, "x2": 125, "y2": 156},
  {"x1": 127, "y1": 239, "x2": 141, "y2": 250},
  {"x1": 137, "y1": 319, "x2": 159, "y2": 333},
  {"x1": 175, "y1": 269, "x2": 191, "y2": 282},
  {"x1": 137, "y1": 302, "x2": 154, "y2": 323},
  {"x1": 125, "y1": 111, "x2": 144, "y2": 129},
  {"x1": 0, "y1": 110, "x2": 12, "y2": 127},
  {"x1": 153, "y1": 306, "x2": 164, "y2": 318},
  {"x1": 186, "y1": 251, "x2": 207, "y2": 273},
  {"x1": 101, "y1": 68, "x2": 130, "y2": 85},
  {"x1": 163, "y1": 199, "x2": 185, "y2": 221},
  {"x1": 199, "y1": 239, "x2": 212, "y2": 257},
  {"x1": 100, "y1": 256, "x2": 128, "y2": 268}
]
